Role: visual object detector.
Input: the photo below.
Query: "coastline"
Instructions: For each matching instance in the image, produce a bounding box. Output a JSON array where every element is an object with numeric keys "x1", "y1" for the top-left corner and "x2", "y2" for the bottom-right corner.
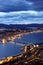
[{"x1": 0, "y1": 28, "x2": 43, "y2": 64}]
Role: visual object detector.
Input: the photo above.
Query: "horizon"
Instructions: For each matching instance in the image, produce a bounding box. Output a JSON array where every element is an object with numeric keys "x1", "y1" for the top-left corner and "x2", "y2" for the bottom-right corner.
[{"x1": 0, "y1": 23, "x2": 43, "y2": 25}]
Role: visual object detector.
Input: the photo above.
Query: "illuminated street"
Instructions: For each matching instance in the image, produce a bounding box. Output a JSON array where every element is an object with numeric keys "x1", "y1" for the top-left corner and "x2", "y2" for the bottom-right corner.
[
  {"x1": 0, "y1": 0, "x2": 43, "y2": 64},
  {"x1": 0, "y1": 28, "x2": 43, "y2": 65},
  {"x1": 0, "y1": 28, "x2": 43, "y2": 44},
  {"x1": 0, "y1": 44, "x2": 43, "y2": 65}
]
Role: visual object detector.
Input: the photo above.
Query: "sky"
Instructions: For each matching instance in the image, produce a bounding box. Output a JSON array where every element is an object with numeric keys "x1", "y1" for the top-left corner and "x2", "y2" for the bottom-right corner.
[{"x1": 0, "y1": 0, "x2": 43, "y2": 24}]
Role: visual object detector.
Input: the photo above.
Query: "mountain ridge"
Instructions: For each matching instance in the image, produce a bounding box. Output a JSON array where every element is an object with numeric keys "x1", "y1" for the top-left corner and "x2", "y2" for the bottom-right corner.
[{"x1": 0, "y1": 24, "x2": 43, "y2": 29}]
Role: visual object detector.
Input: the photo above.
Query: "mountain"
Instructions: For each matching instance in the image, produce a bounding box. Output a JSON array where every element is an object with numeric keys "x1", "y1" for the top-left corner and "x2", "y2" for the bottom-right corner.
[{"x1": 0, "y1": 24, "x2": 43, "y2": 29}]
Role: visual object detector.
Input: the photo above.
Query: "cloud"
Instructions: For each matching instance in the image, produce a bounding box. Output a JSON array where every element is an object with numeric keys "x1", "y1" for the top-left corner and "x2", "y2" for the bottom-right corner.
[
  {"x1": 0, "y1": 10, "x2": 43, "y2": 24},
  {"x1": 0, "y1": 0, "x2": 43, "y2": 24},
  {"x1": 26, "y1": 0, "x2": 43, "y2": 2},
  {"x1": 0, "y1": 0, "x2": 33, "y2": 12},
  {"x1": 0, "y1": 0, "x2": 43, "y2": 12}
]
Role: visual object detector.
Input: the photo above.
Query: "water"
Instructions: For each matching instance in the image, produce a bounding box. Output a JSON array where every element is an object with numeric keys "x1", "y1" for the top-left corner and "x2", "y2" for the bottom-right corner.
[
  {"x1": 0, "y1": 32, "x2": 43, "y2": 58},
  {"x1": 0, "y1": 42, "x2": 23, "y2": 58},
  {"x1": 15, "y1": 32, "x2": 43, "y2": 44}
]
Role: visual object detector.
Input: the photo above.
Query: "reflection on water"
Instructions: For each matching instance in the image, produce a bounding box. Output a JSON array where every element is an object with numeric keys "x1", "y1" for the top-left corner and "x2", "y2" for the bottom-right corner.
[
  {"x1": 0, "y1": 42, "x2": 23, "y2": 58},
  {"x1": 0, "y1": 32, "x2": 43, "y2": 58},
  {"x1": 15, "y1": 32, "x2": 43, "y2": 44}
]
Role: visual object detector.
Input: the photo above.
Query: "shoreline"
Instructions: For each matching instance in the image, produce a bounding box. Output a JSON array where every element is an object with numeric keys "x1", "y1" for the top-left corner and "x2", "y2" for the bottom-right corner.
[
  {"x1": 0, "y1": 44, "x2": 43, "y2": 64},
  {"x1": 0, "y1": 29, "x2": 43, "y2": 64},
  {"x1": 1, "y1": 29, "x2": 43, "y2": 43}
]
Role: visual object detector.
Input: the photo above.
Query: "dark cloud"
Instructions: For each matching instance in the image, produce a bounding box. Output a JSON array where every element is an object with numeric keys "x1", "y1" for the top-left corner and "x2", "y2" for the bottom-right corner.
[
  {"x1": 31, "y1": 1, "x2": 43, "y2": 11},
  {"x1": 26, "y1": 0, "x2": 43, "y2": 2},
  {"x1": 0, "y1": 0, "x2": 43, "y2": 12},
  {"x1": 0, "y1": 0, "x2": 33, "y2": 12},
  {"x1": 26, "y1": 0, "x2": 43, "y2": 11}
]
